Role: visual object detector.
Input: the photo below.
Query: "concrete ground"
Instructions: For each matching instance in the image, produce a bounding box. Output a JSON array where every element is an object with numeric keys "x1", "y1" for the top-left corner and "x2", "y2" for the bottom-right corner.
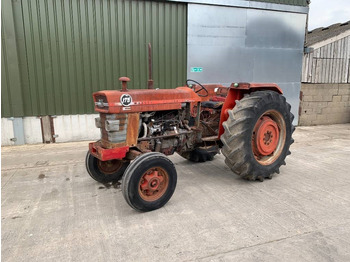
[{"x1": 2, "y1": 124, "x2": 350, "y2": 261}]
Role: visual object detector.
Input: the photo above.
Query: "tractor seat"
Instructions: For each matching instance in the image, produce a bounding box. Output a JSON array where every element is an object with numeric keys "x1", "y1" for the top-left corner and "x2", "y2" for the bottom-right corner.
[{"x1": 201, "y1": 101, "x2": 223, "y2": 109}]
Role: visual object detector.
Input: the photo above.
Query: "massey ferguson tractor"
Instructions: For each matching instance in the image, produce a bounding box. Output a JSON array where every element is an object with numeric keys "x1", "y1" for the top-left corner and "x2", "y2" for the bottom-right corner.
[{"x1": 86, "y1": 77, "x2": 294, "y2": 212}]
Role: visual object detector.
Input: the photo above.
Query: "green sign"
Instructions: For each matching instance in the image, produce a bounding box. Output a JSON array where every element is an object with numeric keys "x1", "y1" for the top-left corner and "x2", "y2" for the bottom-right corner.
[{"x1": 191, "y1": 67, "x2": 203, "y2": 72}]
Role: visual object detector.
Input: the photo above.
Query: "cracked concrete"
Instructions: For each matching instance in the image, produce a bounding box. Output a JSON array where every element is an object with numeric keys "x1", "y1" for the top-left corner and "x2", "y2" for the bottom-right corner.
[{"x1": 2, "y1": 124, "x2": 350, "y2": 261}]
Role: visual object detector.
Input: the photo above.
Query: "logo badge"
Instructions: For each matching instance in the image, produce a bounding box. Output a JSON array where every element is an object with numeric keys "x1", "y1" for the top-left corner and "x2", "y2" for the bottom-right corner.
[{"x1": 120, "y1": 94, "x2": 132, "y2": 106}]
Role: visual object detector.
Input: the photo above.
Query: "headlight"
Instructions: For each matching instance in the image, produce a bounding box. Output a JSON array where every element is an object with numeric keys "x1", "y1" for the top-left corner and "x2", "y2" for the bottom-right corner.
[{"x1": 94, "y1": 95, "x2": 109, "y2": 109}]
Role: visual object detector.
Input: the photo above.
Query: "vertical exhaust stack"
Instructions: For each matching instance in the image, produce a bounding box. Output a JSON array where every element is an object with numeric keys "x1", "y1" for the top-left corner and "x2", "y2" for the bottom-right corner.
[{"x1": 147, "y1": 43, "x2": 154, "y2": 89}]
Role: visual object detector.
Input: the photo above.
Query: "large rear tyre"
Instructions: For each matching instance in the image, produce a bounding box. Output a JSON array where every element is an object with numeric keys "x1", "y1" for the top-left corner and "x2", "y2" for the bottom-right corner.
[
  {"x1": 122, "y1": 152, "x2": 177, "y2": 212},
  {"x1": 221, "y1": 91, "x2": 294, "y2": 181},
  {"x1": 179, "y1": 145, "x2": 219, "y2": 162},
  {"x1": 85, "y1": 151, "x2": 129, "y2": 183}
]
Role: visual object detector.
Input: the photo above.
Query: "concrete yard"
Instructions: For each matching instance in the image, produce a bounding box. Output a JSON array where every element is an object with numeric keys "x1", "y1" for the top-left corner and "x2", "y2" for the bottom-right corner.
[{"x1": 2, "y1": 124, "x2": 350, "y2": 261}]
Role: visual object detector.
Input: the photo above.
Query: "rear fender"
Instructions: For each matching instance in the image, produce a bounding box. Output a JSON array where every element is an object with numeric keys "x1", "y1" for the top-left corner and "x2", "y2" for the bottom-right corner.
[{"x1": 218, "y1": 83, "x2": 283, "y2": 138}]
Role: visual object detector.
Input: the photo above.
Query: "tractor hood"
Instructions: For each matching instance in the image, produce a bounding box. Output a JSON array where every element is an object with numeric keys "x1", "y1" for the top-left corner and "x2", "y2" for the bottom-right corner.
[{"x1": 93, "y1": 87, "x2": 202, "y2": 114}]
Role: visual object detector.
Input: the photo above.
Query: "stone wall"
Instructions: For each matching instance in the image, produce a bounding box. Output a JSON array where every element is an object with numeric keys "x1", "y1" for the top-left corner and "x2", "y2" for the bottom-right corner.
[{"x1": 299, "y1": 83, "x2": 350, "y2": 126}]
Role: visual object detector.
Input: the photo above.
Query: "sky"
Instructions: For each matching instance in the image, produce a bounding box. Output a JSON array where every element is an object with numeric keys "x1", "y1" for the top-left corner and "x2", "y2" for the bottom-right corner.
[{"x1": 308, "y1": 0, "x2": 350, "y2": 30}]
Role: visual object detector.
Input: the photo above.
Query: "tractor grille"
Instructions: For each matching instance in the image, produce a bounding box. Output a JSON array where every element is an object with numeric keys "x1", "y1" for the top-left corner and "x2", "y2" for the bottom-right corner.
[{"x1": 96, "y1": 113, "x2": 128, "y2": 146}]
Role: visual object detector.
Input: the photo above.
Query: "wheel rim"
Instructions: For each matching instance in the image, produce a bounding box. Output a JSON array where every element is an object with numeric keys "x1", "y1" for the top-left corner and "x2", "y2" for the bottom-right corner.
[
  {"x1": 97, "y1": 159, "x2": 123, "y2": 175},
  {"x1": 252, "y1": 110, "x2": 286, "y2": 165},
  {"x1": 138, "y1": 167, "x2": 169, "y2": 201}
]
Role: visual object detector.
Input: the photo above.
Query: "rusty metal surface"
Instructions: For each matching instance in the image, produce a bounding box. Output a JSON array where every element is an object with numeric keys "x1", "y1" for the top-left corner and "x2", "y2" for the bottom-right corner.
[
  {"x1": 93, "y1": 87, "x2": 202, "y2": 114},
  {"x1": 199, "y1": 106, "x2": 221, "y2": 137},
  {"x1": 137, "y1": 131, "x2": 193, "y2": 142},
  {"x1": 97, "y1": 112, "x2": 139, "y2": 150},
  {"x1": 147, "y1": 43, "x2": 154, "y2": 90},
  {"x1": 230, "y1": 83, "x2": 283, "y2": 94},
  {"x1": 138, "y1": 167, "x2": 170, "y2": 201},
  {"x1": 125, "y1": 113, "x2": 140, "y2": 147},
  {"x1": 126, "y1": 149, "x2": 142, "y2": 160},
  {"x1": 99, "y1": 113, "x2": 128, "y2": 148},
  {"x1": 118, "y1": 77, "x2": 131, "y2": 92}
]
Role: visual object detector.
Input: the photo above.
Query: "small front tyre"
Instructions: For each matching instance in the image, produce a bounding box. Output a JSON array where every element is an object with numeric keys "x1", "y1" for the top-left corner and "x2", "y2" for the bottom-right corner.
[
  {"x1": 85, "y1": 151, "x2": 129, "y2": 183},
  {"x1": 122, "y1": 152, "x2": 177, "y2": 212}
]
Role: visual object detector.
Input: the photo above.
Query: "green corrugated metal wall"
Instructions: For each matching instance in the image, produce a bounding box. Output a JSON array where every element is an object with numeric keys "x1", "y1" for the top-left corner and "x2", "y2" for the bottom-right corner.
[
  {"x1": 2, "y1": 0, "x2": 25, "y2": 117},
  {"x1": 1, "y1": 0, "x2": 187, "y2": 117},
  {"x1": 2, "y1": 0, "x2": 309, "y2": 118},
  {"x1": 253, "y1": 0, "x2": 308, "y2": 6}
]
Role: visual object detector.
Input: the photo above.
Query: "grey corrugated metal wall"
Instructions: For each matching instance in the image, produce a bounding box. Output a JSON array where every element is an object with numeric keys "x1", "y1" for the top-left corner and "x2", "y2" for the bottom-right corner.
[
  {"x1": 253, "y1": 0, "x2": 308, "y2": 6},
  {"x1": 1, "y1": 0, "x2": 187, "y2": 118}
]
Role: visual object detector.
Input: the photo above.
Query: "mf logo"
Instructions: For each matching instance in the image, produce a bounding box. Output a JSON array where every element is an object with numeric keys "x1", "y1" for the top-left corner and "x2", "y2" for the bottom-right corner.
[{"x1": 120, "y1": 94, "x2": 132, "y2": 106}]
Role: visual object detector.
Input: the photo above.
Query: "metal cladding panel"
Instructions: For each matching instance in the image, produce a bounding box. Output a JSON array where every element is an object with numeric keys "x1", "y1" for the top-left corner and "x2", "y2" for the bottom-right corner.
[
  {"x1": 187, "y1": 4, "x2": 307, "y2": 124},
  {"x1": 1, "y1": 27, "x2": 12, "y2": 117},
  {"x1": 252, "y1": 0, "x2": 308, "y2": 6},
  {"x1": 1, "y1": 118, "x2": 15, "y2": 146},
  {"x1": 53, "y1": 115, "x2": 100, "y2": 143},
  {"x1": 2, "y1": 0, "x2": 187, "y2": 117},
  {"x1": 1, "y1": 0, "x2": 25, "y2": 118}
]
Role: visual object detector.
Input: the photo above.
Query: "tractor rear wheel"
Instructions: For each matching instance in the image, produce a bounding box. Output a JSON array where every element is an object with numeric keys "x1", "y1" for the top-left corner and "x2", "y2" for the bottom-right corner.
[
  {"x1": 220, "y1": 91, "x2": 294, "y2": 181},
  {"x1": 179, "y1": 145, "x2": 219, "y2": 162},
  {"x1": 122, "y1": 152, "x2": 177, "y2": 212},
  {"x1": 85, "y1": 151, "x2": 129, "y2": 183}
]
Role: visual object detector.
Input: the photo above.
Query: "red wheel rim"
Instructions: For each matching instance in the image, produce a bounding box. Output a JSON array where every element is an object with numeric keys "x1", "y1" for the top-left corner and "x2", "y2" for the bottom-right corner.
[
  {"x1": 97, "y1": 159, "x2": 123, "y2": 174},
  {"x1": 252, "y1": 110, "x2": 286, "y2": 165},
  {"x1": 138, "y1": 167, "x2": 169, "y2": 201},
  {"x1": 254, "y1": 116, "x2": 279, "y2": 156}
]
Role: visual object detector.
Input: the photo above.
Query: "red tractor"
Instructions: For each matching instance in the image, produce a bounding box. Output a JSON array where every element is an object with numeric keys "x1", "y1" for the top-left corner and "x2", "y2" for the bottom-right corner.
[{"x1": 86, "y1": 77, "x2": 294, "y2": 211}]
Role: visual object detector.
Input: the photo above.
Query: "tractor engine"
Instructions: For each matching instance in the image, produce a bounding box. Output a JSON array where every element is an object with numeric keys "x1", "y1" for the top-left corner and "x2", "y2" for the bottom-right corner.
[
  {"x1": 94, "y1": 106, "x2": 222, "y2": 160},
  {"x1": 138, "y1": 109, "x2": 190, "y2": 155},
  {"x1": 139, "y1": 110, "x2": 183, "y2": 138},
  {"x1": 137, "y1": 99, "x2": 224, "y2": 154}
]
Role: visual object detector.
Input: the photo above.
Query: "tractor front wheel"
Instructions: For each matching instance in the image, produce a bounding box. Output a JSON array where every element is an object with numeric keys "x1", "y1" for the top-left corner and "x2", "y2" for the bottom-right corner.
[
  {"x1": 85, "y1": 151, "x2": 129, "y2": 183},
  {"x1": 122, "y1": 152, "x2": 177, "y2": 212},
  {"x1": 221, "y1": 91, "x2": 294, "y2": 181}
]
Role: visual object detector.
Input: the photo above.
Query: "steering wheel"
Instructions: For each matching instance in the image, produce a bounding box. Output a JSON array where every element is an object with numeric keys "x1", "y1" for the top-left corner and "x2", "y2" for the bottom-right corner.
[{"x1": 186, "y1": 79, "x2": 208, "y2": 97}]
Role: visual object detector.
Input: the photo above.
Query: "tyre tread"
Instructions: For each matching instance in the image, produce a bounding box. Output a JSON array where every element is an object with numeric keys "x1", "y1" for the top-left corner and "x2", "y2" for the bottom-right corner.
[
  {"x1": 122, "y1": 152, "x2": 177, "y2": 211},
  {"x1": 220, "y1": 90, "x2": 294, "y2": 181}
]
